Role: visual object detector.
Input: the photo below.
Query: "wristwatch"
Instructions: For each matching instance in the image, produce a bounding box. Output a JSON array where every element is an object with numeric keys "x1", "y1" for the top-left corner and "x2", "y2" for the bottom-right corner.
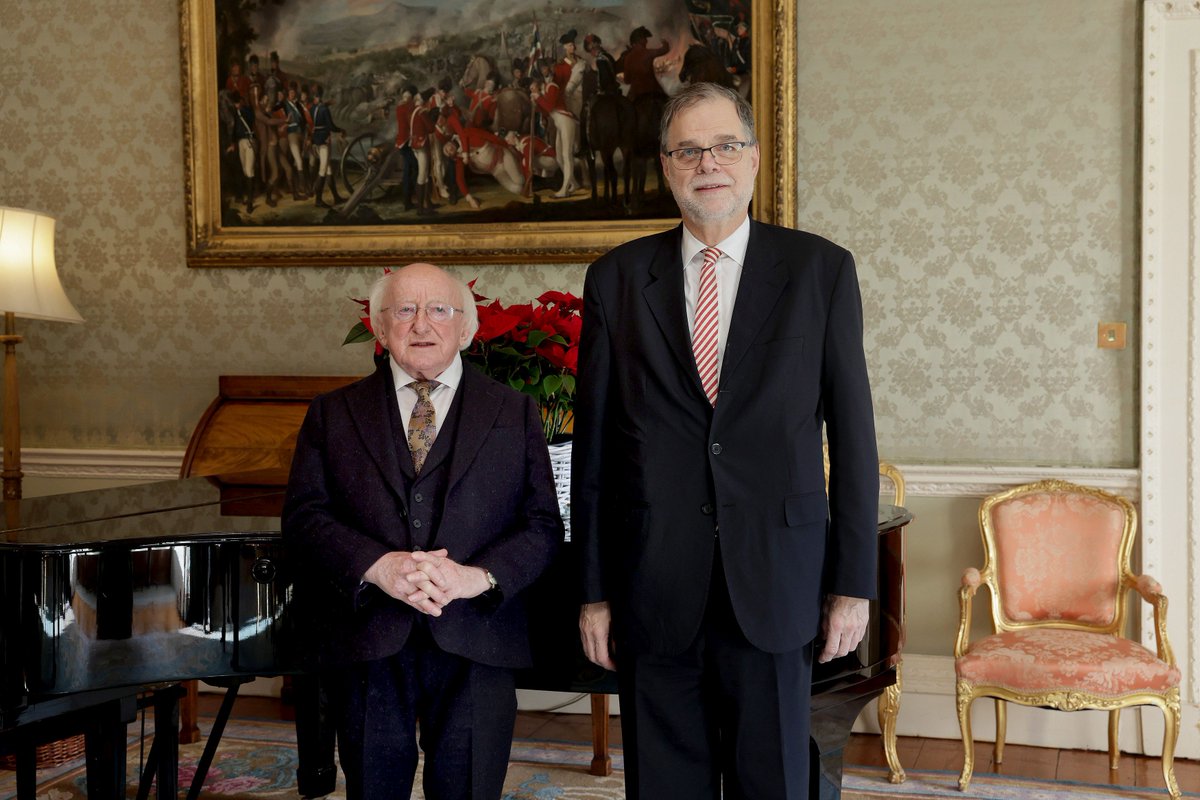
[{"x1": 478, "y1": 569, "x2": 502, "y2": 611}]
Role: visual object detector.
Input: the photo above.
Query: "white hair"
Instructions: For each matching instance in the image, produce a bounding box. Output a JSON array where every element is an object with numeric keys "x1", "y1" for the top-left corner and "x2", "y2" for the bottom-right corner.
[{"x1": 366, "y1": 266, "x2": 479, "y2": 350}]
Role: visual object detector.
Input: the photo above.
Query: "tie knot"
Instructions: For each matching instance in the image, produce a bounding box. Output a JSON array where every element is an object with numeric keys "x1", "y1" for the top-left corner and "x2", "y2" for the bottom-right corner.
[
  {"x1": 409, "y1": 380, "x2": 437, "y2": 400},
  {"x1": 701, "y1": 247, "x2": 721, "y2": 269}
]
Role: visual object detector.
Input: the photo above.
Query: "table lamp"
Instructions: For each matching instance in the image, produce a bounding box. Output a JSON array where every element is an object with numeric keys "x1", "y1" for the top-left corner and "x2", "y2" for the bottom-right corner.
[{"x1": 0, "y1": 207, "x2": 83, "y2": 524}]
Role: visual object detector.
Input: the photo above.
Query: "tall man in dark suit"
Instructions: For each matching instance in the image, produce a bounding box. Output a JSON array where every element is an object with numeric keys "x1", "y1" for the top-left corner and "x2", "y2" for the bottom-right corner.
[
  {"x1": 284, "y1": 263, "x2": 562, "y2": 800},
  {"x1": 572, "y1": 82, "x2": 879, "y2": 799}
]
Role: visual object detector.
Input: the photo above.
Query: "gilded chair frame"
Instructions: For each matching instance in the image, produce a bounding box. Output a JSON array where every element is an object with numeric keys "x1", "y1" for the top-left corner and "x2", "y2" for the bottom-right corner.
[{"x1": 954, "y1": 479, "x2": 1180, "y2": 798}]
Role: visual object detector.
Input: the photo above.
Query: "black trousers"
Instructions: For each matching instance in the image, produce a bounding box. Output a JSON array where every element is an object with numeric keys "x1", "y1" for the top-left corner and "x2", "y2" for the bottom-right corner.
[
  {"x1": 617, "y1": 550, "x2": 814, "y2": 800},
  {"x1": 332, "y1": 625, "x2": 517, "y2": 800}
]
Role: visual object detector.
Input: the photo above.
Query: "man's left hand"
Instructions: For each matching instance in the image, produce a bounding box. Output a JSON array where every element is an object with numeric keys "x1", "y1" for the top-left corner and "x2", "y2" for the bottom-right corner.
[
  {"x1": 406, "y1": 550, "x2": 491, "y2": 610},
  {"x1": 817, "y1": 594, "x2": 869, "y2": 664}
]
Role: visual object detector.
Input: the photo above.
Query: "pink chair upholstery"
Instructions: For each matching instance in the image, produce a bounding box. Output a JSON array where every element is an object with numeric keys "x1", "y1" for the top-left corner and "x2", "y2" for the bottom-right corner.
[{"x1": 953, "y1": 480, "x2": 1180, "y2": 798}]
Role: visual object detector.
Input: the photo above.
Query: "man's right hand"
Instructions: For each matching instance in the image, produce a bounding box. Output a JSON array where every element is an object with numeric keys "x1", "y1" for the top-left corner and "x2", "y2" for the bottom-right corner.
[
  {"x1": 579, "y1": 601, "x2": 616, "y2": 671},
  {"x1": 363, "y1": 549, "x2": 449, "y2": 616}
]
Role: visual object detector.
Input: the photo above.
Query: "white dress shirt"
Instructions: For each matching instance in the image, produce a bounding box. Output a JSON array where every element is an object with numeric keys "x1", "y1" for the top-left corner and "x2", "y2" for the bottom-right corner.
[
  {"x1": 389, "y1": 354, "x2": 464, "y2": 439},
  {"x1": 681, "y1": 216, "x2": 751, "y2": 378}
]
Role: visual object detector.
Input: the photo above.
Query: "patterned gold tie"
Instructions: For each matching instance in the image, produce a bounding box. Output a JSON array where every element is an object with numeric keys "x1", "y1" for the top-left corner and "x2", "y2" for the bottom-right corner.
[
  {"x1": 407, "y1": 380, "x2": 439, "y2": 474},
  {"x1": 692, "y1": 247, "x2": 721, "y2": 406}
]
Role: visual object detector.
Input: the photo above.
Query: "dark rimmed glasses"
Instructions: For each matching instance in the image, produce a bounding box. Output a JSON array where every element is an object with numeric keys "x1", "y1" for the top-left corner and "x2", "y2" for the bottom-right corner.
[{"x1": 664, "y1": 141, "x2": 754, "y2": 170}]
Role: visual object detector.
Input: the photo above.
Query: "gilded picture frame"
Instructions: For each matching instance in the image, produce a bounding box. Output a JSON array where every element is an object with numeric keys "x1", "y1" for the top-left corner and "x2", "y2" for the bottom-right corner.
[{"x1": 180, "y1": 0, "x2": 795, "y2": 267}]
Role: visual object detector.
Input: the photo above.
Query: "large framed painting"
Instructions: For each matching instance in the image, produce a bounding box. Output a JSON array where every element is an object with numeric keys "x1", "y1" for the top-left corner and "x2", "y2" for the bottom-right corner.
[{"x1": 180, "y1": 0, "x2": 795, "y2": 266}]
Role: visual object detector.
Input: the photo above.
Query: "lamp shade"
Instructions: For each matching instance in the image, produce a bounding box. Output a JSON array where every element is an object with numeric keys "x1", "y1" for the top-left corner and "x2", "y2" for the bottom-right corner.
[{"x1": 0, "y1": 207, "x2": 83, "y2": 323}]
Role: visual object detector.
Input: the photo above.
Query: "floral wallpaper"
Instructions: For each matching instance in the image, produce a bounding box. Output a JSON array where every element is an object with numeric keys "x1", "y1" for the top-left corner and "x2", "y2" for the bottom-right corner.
[
  {"x1": 1, "y1": 0, "x2": 1136, "y2": 468},
  {"x1": 797, "y1": 0, "x2": 1138, "y2": 466}
]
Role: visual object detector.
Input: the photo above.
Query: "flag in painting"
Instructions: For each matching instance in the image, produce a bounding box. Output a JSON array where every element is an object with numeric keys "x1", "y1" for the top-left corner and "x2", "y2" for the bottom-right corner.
[{"x1": 528, "y1": 21, "x2": 543, "y2": 69}]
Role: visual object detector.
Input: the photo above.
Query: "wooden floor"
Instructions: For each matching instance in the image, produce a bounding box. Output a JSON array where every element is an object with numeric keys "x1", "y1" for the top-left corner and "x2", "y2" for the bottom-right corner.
[{"x1": 208, "y1": 694, "x2": 1198, "y2": 794}]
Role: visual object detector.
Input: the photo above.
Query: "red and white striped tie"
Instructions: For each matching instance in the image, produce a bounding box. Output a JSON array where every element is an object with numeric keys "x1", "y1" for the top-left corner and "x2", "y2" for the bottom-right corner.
[{"x1": 692, "y1": 246, "x2": 721, "y2": 406}]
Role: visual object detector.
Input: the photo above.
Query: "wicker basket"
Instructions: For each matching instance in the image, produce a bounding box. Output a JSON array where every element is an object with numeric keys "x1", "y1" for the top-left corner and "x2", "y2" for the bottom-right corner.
[
  {"x1": 0, "y1": 733, "x2": 87, "y2": 769},
  {"x1": 547, "y1": 440, "x2": 572, "y2": 540}
]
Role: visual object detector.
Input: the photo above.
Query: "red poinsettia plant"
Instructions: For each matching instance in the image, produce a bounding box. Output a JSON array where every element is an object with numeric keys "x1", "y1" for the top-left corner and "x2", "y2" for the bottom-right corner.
[{"x1": 344, "y1": 275, "x2": 582, "y2": 443}]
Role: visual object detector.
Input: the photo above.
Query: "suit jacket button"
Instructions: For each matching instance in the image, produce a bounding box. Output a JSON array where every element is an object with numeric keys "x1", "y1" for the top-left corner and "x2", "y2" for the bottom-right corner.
[
  {"x1": 700, "y1": 503, "x2": 714, "y2": 515},
  {"x1": 710, "y1": 443, "x2": 723, "y2": 455},
  {"x1": 413, "y1": 545, "x2": 423, "y2": 551},
  {"x1": 413, "y1": 519, "x2": 423, "y2": 529},
  {"x1": 414, "y1": 492, "x2": 423, "y2": 503}
]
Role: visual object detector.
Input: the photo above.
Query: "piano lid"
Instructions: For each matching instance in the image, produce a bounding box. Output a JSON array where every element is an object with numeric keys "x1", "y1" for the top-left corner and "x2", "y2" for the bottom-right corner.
[{"x1": 0, "y1": 474, "x2": 284, "y2": 550}]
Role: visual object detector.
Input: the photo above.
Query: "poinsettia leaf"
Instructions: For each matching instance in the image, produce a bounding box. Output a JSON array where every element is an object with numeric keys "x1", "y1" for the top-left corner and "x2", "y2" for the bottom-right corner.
[
  {"x1": 543, "y1": 374, "x2": 562, "y2": 395},
  {"x1": 526, "y1": 329, "x2": 551, "y2": 347},
  {"x1": 508, "y1": 376, "x2": 524, "y2": 392},
  {"x1": 560, "y1": 374, "x2": 576, "y2": 394},
  {"x1": 343, "y1": 322, "x2": 375, "y2": 345}
]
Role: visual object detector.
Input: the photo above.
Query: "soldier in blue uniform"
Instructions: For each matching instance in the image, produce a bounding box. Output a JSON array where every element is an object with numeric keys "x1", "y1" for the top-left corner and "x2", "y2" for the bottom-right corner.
[{"x1": 310, "y1": 84, "x2": 346, "y2": 209}]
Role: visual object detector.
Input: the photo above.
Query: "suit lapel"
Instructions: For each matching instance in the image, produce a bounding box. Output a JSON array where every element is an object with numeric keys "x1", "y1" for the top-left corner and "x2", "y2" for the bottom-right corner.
[
  {"x1": 346, "y1": 364, "x2": 410, "y2": 499},
  {"x1": 721, "y1": 220, "x2": 789, "y2": 386},
  {"x1": 643, "y1": 226, "x2": 709, "y2": 398},
  {"x1": 445, "y1": 361, "x2": 504, "y2": 495}
]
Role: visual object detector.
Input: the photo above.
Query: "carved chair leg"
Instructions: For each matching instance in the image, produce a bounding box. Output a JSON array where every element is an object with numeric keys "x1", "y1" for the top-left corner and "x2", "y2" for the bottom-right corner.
[
  {"x1": 1161, "y1": 700, "x2": 1182, "y2": 799},
  {"x1": 877, "y1": 662, "x2": 905, "y2": 783},
  {"x1": 993, "y1": 698, "x2": 1006, "y2": 765},
  {"x1": 956, "y1": 685, "x2": 974, "y2": 792},
  {"x1": 1107, "y1": 709, "x2": 1120, "y2": 771}
]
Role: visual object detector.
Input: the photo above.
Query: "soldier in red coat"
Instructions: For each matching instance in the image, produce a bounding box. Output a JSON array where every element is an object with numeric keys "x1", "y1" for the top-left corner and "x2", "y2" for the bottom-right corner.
[
  {"x1": 616, "y1": 26, "x2": 670, "y2": 101},
  {"x1": 410, "y1": 88, "x2": 440, "y2": 215},
  {"x1": 393, "y1": 84, "x2": 419, "y2": 210},
  {"x1": 529, "y1": 76, "x2": 580, "y2": 198},
  {"x1": 504, "y1": 130, "x2": 560, "y2": 182},
  {"x1": 225, "y1": 61, "x2": 250, "y2": 102},
  {"x1": 443, "y1": 126, "x2": 525, "y2": 199}
]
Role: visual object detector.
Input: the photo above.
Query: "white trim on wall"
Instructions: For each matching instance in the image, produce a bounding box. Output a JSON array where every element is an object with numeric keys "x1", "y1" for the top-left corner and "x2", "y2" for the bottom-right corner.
[
  {"x1": 22, "y1": 449, "x2": 1138, "y2": 498},
  {"x1": 23, "y1": 448, "x2": 185, "y2": 480}
]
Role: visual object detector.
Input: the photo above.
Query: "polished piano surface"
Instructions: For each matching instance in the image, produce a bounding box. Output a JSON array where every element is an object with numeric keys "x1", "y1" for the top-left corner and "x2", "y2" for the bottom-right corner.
[
  {"x1": 0, "y1": 478, "x2": 293, "y2": 798},
  {"x1": 0, "y1": 478, "x2": 908, "y2": 799}
]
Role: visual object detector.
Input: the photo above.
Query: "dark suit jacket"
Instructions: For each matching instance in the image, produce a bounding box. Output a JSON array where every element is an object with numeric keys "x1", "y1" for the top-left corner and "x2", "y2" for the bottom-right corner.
[
  {"x1": 283, "y1": 356, "x2": 563, "y2": 669},
  {"x1": 572, "y1": 220, "x2": 879, "y2": 656}
]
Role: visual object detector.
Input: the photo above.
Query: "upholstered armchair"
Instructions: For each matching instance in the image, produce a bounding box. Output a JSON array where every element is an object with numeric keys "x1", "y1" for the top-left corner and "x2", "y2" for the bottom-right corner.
[{"x1": 954, "y1": 480, "x2": 1181, "y2": 798}]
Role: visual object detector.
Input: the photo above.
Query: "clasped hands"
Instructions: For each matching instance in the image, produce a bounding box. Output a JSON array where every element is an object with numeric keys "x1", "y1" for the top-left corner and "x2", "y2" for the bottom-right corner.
[{"x1": 364, "y1": 549, "x2": 490, "y2": 616}]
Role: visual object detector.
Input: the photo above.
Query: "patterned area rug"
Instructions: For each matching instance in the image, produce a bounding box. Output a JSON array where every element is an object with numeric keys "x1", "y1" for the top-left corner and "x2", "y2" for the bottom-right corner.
[
  {"x1": 843, "y1": 765, "x2": 1197, "y2": 800},
  {"x1": 0, "y1": 718, "x2": 625, "y2": 799}
]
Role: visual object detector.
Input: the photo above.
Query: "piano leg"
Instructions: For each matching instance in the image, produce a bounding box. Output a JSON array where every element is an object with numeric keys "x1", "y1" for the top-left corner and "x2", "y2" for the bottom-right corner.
[
  {"x1": 809, "y1": 682, "x2": 888, "y2": 800},
  {"x1": 187, "y1": 680, "x2": 244, "y2": 800},
  {"x1": 293, "y1": 671, "x2": 338, "y2": 799},
  {"x1": 15, "y1": 739, "x2": 36, "y2": 800},
  {"x1": 83, "y1": 693, "x2": 137, "y2": 799},
  {"x1": 150, "y1": 686, "x2": 182, "y2": 800}
]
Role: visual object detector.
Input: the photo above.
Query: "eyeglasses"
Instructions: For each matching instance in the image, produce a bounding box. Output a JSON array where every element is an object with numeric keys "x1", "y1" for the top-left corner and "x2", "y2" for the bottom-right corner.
[
  {"x1": 664, "y1": 141, "x2": 753, "y2": 170},
  {"x1": 383, "y1": 303, "x2": 463, "y2": 323}
]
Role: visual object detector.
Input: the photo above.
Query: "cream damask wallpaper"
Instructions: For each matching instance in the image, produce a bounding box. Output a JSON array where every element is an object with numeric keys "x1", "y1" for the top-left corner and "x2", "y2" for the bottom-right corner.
[
  {"x1": 798, "y1": 0, "x2": 1138, "y2": 466},
  {"x1": 1, "y1": 0, "x2": 1136, "y2": 467}
]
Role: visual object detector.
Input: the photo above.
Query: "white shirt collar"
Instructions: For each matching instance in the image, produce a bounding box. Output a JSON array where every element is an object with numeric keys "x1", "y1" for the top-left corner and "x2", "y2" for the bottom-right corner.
[
  {"x1": 389, "y1": 352, "x2": 465, "y2": 393},
  {"x1": 680, "y1": 216, "x2": 751, "y2": 270}
]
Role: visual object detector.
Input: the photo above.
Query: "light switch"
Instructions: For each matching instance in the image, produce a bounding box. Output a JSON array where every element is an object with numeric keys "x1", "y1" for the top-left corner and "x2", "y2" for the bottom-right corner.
[{"x1": 1097, "y1": 322, "x2": 1127, "y2": 350}]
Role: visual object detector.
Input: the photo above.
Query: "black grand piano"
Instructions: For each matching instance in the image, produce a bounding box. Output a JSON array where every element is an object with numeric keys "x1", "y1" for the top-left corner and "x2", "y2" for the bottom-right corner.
[{"x1": 0, "y1": 476, "x2": 909, "y2": 799}]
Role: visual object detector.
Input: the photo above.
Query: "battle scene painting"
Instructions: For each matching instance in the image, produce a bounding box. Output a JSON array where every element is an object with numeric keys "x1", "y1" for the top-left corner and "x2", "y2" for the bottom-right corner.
[
  {"x1": 182, "y1": 0, "x2": 790, "y2": 265},
  {"x1": 214, "y1": 0, "x2": 753, "y2": 228}
]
